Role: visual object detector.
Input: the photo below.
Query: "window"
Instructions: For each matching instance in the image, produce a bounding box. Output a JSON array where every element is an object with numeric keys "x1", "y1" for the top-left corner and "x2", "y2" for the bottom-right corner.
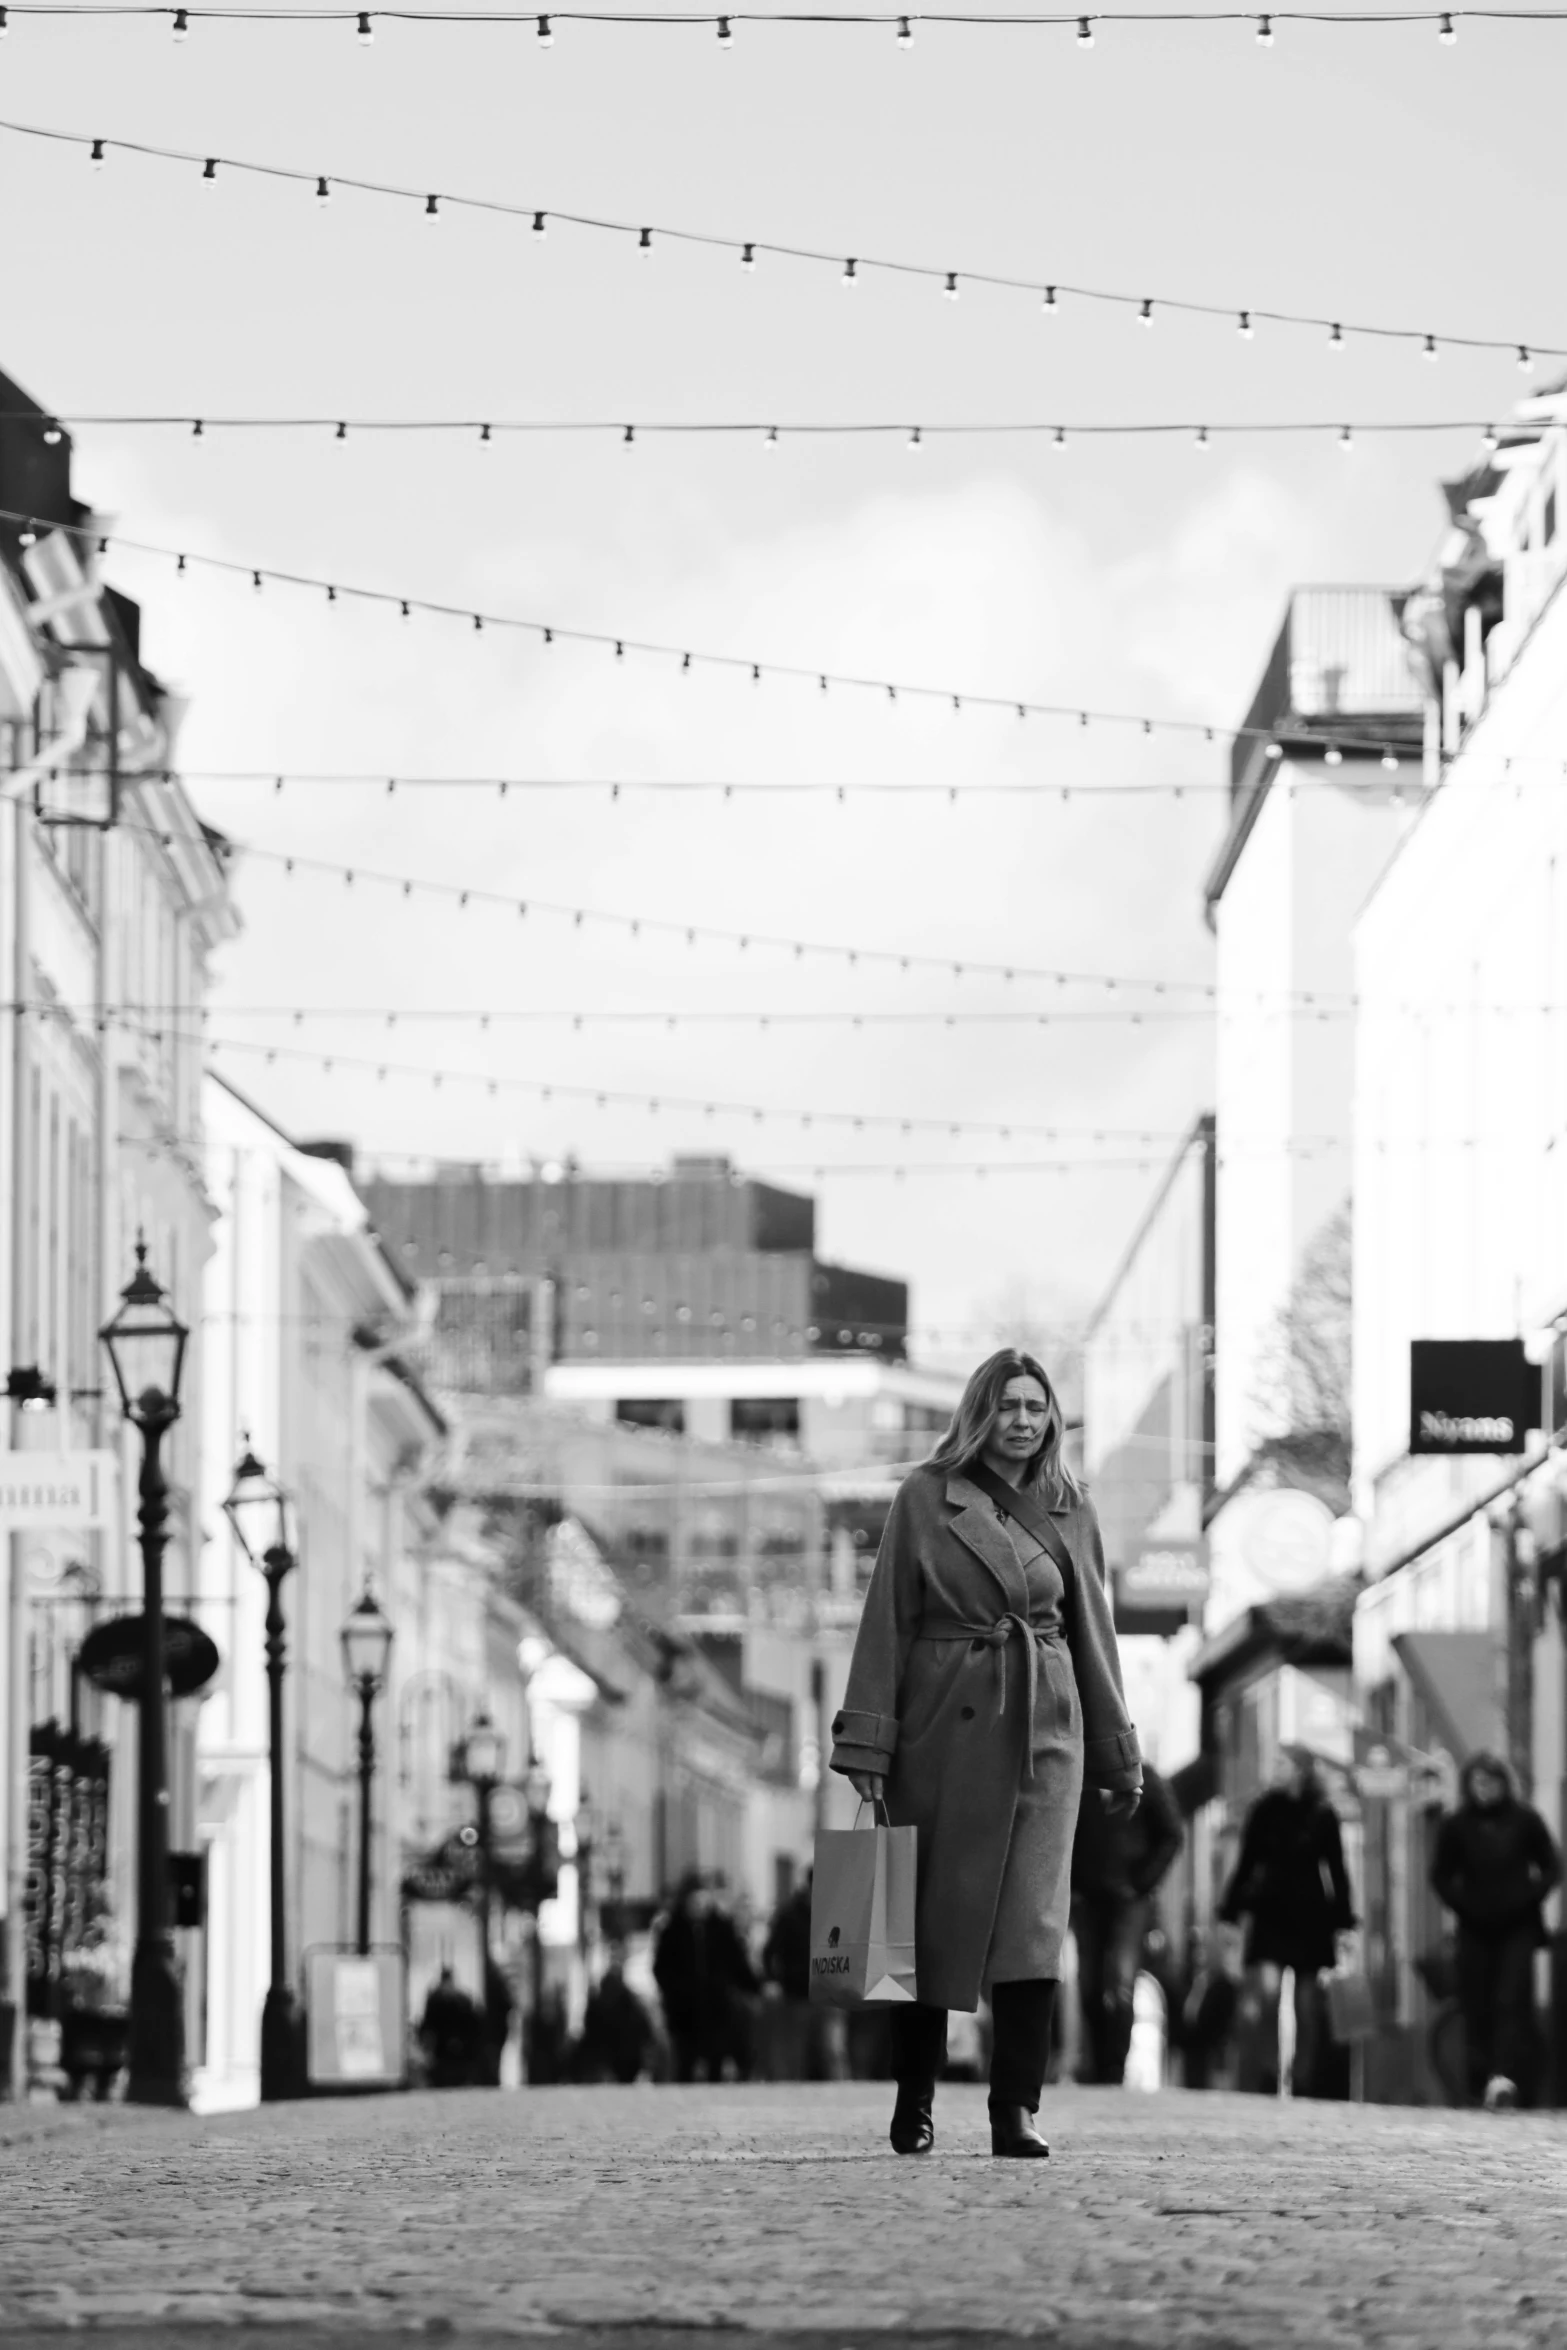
[
  {"x1": 615, "y1": 1398, "x2": 685, "y2": 1434},
  {"x1": 729, "y1": 1396, "x2": 800, "y2": 1444}
]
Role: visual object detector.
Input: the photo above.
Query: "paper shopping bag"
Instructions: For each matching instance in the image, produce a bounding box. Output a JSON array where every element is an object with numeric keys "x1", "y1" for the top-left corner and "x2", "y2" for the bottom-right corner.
[{"x1": 808, "y1": 1813, "x2": 918, "y2": 2008}]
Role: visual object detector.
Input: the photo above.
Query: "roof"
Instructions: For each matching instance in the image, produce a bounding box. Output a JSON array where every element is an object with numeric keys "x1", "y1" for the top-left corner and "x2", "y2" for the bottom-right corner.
[{"x1": 1189, "y1": 1573, "x2": 1358, "y2": 1687}]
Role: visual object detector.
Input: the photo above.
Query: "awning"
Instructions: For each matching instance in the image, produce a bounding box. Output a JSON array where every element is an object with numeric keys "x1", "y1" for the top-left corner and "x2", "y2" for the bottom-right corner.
[{"x1": 1390, "y1": 1630, "x2": 1500, "y2": 1764}]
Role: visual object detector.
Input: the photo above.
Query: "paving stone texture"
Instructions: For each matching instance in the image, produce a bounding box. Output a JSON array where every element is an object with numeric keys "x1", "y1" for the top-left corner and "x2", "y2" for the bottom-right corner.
[{"x1": 1, "y1": 2083, "x2": 1565, "y2": 2348}]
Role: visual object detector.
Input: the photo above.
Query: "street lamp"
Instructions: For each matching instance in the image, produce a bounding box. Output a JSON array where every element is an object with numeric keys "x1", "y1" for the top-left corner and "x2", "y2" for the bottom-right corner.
[
  {"x1": 98, "y1": 1237, "x2": 189, "y2": 2108},
  {"x1": 573, "y1": 1796, "x2": 600, "y2": 1958},
  {"x1": 523, "y1": 1749, "x2": 553, "y2": 2074},
  {"x1": 340, "y1": 1587, "x2": 395, "y2": 1957},
  {"x1": 456, "y1": 1712, "x2": 507, "y2": 1979},
  {"x1": 222, "y1": 1441, "x2": 303, "y2": 2099}
]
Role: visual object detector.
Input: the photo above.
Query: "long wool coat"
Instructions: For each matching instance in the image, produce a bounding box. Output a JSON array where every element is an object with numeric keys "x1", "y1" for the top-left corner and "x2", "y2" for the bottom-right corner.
[{"x1": 830, "y1": 1465, "x2": 1142, "y2": 2013}]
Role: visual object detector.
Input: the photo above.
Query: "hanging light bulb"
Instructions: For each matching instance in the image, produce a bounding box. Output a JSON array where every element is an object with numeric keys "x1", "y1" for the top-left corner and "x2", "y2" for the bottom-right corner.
[
  {"x1": 532, "y1": 210, "x2": 547, "y2": 237},
  {"x1": 907, "y1": 426, "x2": 922, "y2": 453},
  {"x1": 424, "y1": 194, "x2": 440, "y2": 221},
  {"x1": 764, "y1": 425, "x2": 778, "y2": 450},
  {"x1": 1053, "y1": 426, "x2": 1068, "y2": 452},
  {"x1": 1518, "y1": 344, "x2": 1535, "y2": 374},
  {"x1": 623, "y1": 425, "x2": 635, "y2": 447},
  {"x1": 1381, "y1": 748, "x2": 1400, "y2": 773},
  {"x1": 741, "y1": 241, "x2": 756, "y2": 269},
  {"x1": 1138, "y1": 297, "x2": 1153, "y2": 327},
  {"x1": 1042, "y1": 285, "x2": 1057, "y2": 317},
  {"x1": 1237, "y1": 309, "x2": 1254, "y2": 339},
  {"x1": 638, "y1": 226, "x2": 653, "y2": 254},
  {"x1": 1324, "y1": 742, "x2": 1343, "y2": 768},
  {"x1": 897, "y1": 14, "x2": 913, "y2": 47},
  {"x1": 717, "y1": 14, "x2": 733, "y2": 49},
  {"x1": 172, "y1": 8, "x2": 189, "y2": 39},
  {"x1": 1438, "y1": 10, "x2": 1456, "y2": 41},
  {"x1": 0, "y1": 10, "x2": 9, "y2": 35},
  {"x1": 1255, "y1": 14, "x2": 1273, "y2": 44},
  {"x1": 201, "y1": 156, "x2": 217, "y2": 185},
  {"x1": 944, "y1": 271, "x2": 959, "y2": 301},
  {"x1": 42, "y1": 422, "x2": 63, "y2": 447},
  {"x1": 479, "y1": 423, "x2": 492, "y2": 445},
  {"x1": 1483, "y1": 423, "x2": 1500, "y2": 452},
  {"x1": 18, "y1": 526, "x2": 35, "y2": 548},
  {"x1": 89, "y1": 139, "x2": 107, "y2": 170},
  {"x1": 357, "y1": 10, "x2": 373, "y2": 42},
  {"x1": 537, "y1": 11, "x2": 553, "y2": 43},
  {"x1": 335, "y1": 420, "x2": 348, "y2": 442},
  {"x1": 1339, "y1": 425, "x2": 1354, "y2": 452},
  {"x1": 316, "y1": 175, "x2": 331, "y2": 205},
  {"x1": 1194, "y1": 425, "x2": 1210, "y2": 450},
  {"x1": 1423, "y1": 333, "x2": 1438, "y2": 361},
  {"x1": 843, "y1": 257, "x2": 858, "y2": 287},
  {"x1": 1077, "y1": 16, "x2": 1094, "y2": 47},
  {"x1": 191, "y1": 418, "x2": 204, "y2": 439},
  {"x1": 251, "y1": 569, "x2": 263, "y2": 592},
  {"x1": 1328, "y1": 321, "x2": 1344, "y2": 352}
]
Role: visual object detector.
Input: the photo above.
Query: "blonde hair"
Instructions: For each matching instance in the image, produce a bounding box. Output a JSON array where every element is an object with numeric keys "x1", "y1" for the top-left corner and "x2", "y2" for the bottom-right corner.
[{"x1": 925, "y1": 1348, "x2": 1082, "y2": 1505}]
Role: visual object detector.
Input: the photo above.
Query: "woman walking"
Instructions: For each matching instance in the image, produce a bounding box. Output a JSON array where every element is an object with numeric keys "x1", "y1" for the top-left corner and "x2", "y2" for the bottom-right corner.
[
  {"x1": 1218, "y1": 1745, "x2": 1356, "y2": 2097},
  {"x1": 830, "y1": 1349, "x2": 1143, "y2": 2159}
]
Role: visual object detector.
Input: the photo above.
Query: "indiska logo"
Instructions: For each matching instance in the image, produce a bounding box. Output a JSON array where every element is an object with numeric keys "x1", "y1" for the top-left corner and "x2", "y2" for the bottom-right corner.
[
  {"x1": 827, "y1": 1926, "x2": 841, "y2": 1948},
  {"x1": 812, "y1": 1923, "x2": 850, "y2": 1978}
]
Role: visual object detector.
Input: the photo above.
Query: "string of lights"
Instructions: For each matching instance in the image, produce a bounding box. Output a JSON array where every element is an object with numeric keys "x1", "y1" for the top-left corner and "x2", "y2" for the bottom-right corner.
[
  {"x1": 0, "y1": 503, "x2": 1428, "y2": 765},
  {"x1": 0, "y1": 114, "x2": 1557, "y2": 367},
  {"x1": 0, "y1": 6, "x2": 1557, "y2": 41},
  {"x1": 4, "y1": 410, "x2": 1542, "y2": 449},
  {"x1": 5, "y1": 994, "x2": 1221, "y2": 1028}
]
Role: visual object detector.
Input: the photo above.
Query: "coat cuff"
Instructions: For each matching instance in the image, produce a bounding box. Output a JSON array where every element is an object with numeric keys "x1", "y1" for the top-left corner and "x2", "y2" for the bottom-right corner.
[
  {"x1": 1084, "y1": 1728, "x2": 1143, "y2": 1791},
  {"x1": 829, "y1": 1707, "x2": 899, "y2": 1773}
]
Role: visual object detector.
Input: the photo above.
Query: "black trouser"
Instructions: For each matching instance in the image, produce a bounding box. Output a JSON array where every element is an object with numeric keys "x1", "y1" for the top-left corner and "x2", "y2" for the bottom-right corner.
[
  {"x1": 890, "y1": 2002, "x2": 948, "y2": 2100},
  {"x1": 1456, "y1": 1923, "x2": 1539, "y2": 2103},
  {"x1": 989, "y1": 1980, "x2": 1058, "y2": 2115},
  {"x1": 1073, "y1": 1893, "x2": 1149, "y2": 2085}
]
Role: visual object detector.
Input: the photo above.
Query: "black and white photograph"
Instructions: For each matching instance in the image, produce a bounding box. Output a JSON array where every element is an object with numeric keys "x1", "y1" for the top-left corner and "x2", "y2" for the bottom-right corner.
[{"x1": 1, "y1": 7, "x2": 1567, "y2": 2347}]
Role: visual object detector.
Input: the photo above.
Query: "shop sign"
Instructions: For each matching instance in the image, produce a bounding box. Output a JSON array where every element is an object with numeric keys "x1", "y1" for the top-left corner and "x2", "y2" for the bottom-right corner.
[
  {"x1": 1353, "y1": 1740, "x2": 1409, "y2": 1803},
  {"x1": 1409, "y1": 1339, "x2": 1536, "y2": 1455},
  {"x1": 401, "y1": 1832, "x2": 482, "y2": 1905},
  {"x1": 78, "y1": 1612, "x2": 221, "y2": 1702},
  {"x1": 0, "y1": 1451, "x2": 118, "y2": 1531},
  {"x1": 1121, "y1": 1538, "x2": 1209, "y2": 1610},
  {"x1": 304, "y1": 1947, "x2": 406, "y2": 2091}
]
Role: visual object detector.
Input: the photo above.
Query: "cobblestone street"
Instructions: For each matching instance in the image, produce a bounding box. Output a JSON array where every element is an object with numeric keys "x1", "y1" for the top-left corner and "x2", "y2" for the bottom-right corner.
[{"x1": 1, "y1": 2083, "x2": 1565, "y2": 2349}]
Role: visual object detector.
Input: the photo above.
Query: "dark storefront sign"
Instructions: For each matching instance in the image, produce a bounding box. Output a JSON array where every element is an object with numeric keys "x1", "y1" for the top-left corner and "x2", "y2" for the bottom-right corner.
[
  {"x1": 1408, "y1": 1338, "x2": 1537, "y2": 1456},
  {"x1": 78, "y1": 1610, "x2": 220, "y2": 1701},
  {"x1": 25, "y1": 1723, "x2": 111, "y2": 2018}
]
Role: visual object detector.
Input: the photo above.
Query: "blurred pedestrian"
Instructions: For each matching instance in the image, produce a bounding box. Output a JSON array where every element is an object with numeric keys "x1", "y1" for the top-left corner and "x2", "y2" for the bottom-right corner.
[
  {"x1": 575, "y1": 1948, "x2": 658, "y2": 2084},
  {"x1": 481, "y1": 1955, "x2": 515, "y2": 2087},
  {"x1": 1176, "y1": 1928, "x2": 1240, "y2": 2090},
  {"x1": 831, "y1": 1348, "x2": 1142, "y2": 2160},
  {"x1": 1218, "y1": 1745, "x2": 1357, "y2": 2097},
  {"x1": 1431, "y1": 1750, "x2": 1562, "y2": 2111},
  {"x1": 761, "y1": 1870, "x2": 815, "y2": 2079},
  {"x1": 651, "y1": 1869, "x2": 760, "y2": 2082},
  {"x1": 1070, "y1": 1759, "x2": 1184, "y2": 2085},
  {"x1": 418, "y1": 1964, "x2": 485, "y2": 2088}
]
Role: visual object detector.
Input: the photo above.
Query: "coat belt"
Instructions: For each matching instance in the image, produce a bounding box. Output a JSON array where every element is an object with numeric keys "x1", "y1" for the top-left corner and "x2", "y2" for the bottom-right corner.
[{"x1": 917, "y1": 1612, "x2": 1064, "y2": 1779}]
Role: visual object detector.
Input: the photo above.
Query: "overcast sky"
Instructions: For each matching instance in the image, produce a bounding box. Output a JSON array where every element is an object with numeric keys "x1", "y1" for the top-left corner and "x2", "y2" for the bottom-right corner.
[{"x1": 3, "y1": 8, "x2": 1563, "y2": 1361}]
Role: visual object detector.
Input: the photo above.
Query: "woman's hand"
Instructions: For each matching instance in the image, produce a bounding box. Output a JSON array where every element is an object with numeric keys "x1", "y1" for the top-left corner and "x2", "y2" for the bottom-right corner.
[
  {"x1": 847, "y1": 1770, "x2": 885, "y2": 1805},
  {"x1": 1101, "y1": 1786, "x2": 1141, "y2": 1820}
]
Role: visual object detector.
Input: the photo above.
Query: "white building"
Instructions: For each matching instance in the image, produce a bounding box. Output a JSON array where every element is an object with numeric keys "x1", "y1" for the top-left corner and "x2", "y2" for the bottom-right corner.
[
  {"x1": 1, "y1": 381, "x2": 235, "y2": 2097},
  {"x1": 1350, "y1": 396, "x2": 1567, "y2": 2099}
]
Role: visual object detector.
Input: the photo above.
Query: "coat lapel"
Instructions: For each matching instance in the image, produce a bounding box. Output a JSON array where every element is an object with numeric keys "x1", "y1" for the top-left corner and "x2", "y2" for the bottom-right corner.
[{"x1": 944, "y1": 1473, "x2": 1032, "y2": 1614}]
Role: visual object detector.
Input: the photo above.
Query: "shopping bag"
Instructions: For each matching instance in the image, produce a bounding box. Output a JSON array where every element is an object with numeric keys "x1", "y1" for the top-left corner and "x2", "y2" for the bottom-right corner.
[
  {"x1": 808, "y1": 1808, "x2": 918, "y2": 2008},
  {"x1": 1323, "y1": 1965, "x2": 1376, "y2": 2044}
]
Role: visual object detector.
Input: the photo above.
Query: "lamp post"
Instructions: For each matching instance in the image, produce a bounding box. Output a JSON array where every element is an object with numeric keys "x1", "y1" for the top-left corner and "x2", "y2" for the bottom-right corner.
[
  {"x1": 222, "y1": 1441, "x2": 304, "y2": 2100},
  {"x1": 573, "y1": 1796, "x2": 599, "y2": 1961},
  {"x1": 523, "y1": 1750, "x2": 553, "y2": 2074},
  {"x1": 341, "y1": 1588, "x2": 395, "y2": 1957},
  {"x1": 98, "y1": 1238, "x2": 189, "y2": 2108},
  {"x1": 456, "y1": 1712, "x2": 506, "y2": 1979}
]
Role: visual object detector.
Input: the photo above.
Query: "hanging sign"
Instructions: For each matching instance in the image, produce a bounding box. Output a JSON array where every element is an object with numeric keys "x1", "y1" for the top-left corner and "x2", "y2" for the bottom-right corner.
[
  {"x1": 1409, "y1": 1339, "x2": 1537, "y2": 1455},
  {"x1": 0, "y1": 1452, "x2": 118, "y2": 1531},
  {"x1": 77, "y1": 1612, "x2": 221, "y2": 1702}
]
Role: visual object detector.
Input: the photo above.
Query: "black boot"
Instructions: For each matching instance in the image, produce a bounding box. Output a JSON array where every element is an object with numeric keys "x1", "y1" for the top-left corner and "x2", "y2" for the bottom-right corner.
[
  {"x1": 988, "y1": 1980, "x2": 1055, "y2": 2160},
  {"x1": 889, "y1": 2003, "x2": 948, "y2": 2154}
]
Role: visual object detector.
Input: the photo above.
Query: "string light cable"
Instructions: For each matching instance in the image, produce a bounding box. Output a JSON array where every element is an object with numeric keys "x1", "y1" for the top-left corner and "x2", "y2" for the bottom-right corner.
[
  {"x1": 0, "y1": 6, "x2": 1555, "y2": 40},
  {"x1": 0, "y1": 114, "x2": 1559, "y2": 368},
  {"x1": 5, "y1": 410, "x2": 1551, "y2": 449},
  {"x1": 0, "y1": 502, "x2": 1437, "y2": 767}
]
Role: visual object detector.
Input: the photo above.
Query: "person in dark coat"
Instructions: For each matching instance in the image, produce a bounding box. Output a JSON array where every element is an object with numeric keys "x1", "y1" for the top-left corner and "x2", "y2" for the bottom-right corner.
[
  {"x1": 1218, "y1": 1745, "x2": 1356, "y2": 2097},
  {"x1": 1071, "y1": 1760, "x2": 1184, "y2": 2085},
  {"x1": 576, "y1": 1950, "x2": 658, "y2": 2084},
  {"x1": 1431, "y1": 1750, "x2": 1562, "y2": 2110},
  {"x1": 831, "y1": 1349, "x2": 1142, "y2": 2160},
  {"x1": 418, "y1": 1964, "x2": 485, "y2": 2088},
  {"x1": 651, "y1": 1870, "x2": 760, "y2": 2081}
]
